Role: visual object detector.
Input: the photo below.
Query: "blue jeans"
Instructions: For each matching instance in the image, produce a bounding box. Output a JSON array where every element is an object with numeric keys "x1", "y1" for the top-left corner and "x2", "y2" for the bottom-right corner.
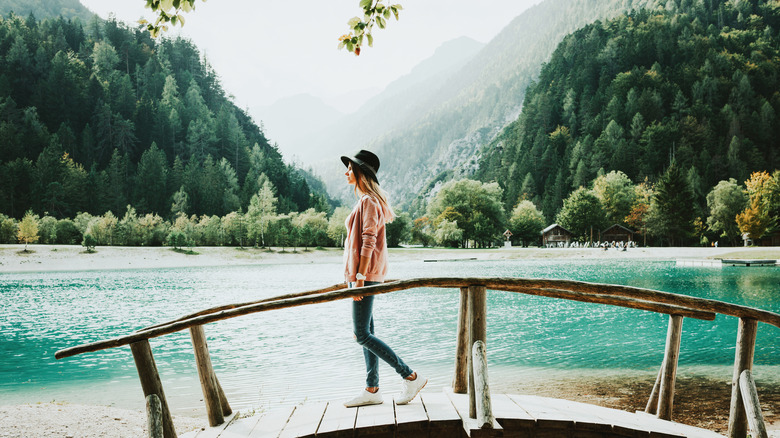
[{"x1": 350, "y1": 281, "x2": 413, "y2": 387}]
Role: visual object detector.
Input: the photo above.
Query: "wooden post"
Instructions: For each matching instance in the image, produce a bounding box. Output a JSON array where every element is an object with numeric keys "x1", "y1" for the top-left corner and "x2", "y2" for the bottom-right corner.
[
  {"x1": 728, "y1": 318, "x2": 758, "y2": 438},
  {"x1": 739, "y1": 370, "x2": 768, "y2": 438},
  {"x1": 645, "y1": 367, "x2": 662, "y2": 414},
  {"x1": 190, "y1": 325, "x2": 225, "y2": 426},
  {"x1": 472, "y1": 340, "x2": 494, "y2": 429},
  {"x1": 146, "y1": 394, "x2": 163, "y2": 438},
  {"x1": 453, "y1": 287, "x2": 469, "y2": 394},
  {"x1": 657, "y1": 314, "x2": 683, "y2": 420},
  {"x1": 214, "y1": 374, "x2": 233, "y2": 416},
  {"x1": 468, "y1": 285, "x2": 487, "y2": 419},
  {"x1": 130, "y1": 340, "x2": 177, "y2": 438}
]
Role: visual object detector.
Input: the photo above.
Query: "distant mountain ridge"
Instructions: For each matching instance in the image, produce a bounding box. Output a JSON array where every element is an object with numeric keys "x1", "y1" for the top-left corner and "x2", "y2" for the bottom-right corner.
[
  {"x1": 255, "y1": 94, "x2": 344, "y2": 161},
  {"x1": 365, "y1": 0, "x2": 658, "y2": 214},
  {"x1": 279, "y1": 35, "x2": 485, "y2": 179},
  {"x1": 0, "y1": 0, "x2": 95, "y2": 22}
]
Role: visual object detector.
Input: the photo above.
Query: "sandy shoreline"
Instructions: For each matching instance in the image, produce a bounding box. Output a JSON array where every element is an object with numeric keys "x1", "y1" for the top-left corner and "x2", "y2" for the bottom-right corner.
[
  {"x1": 2, "y1": 243, "x2": 779, "y2": 274},
  {"x1": 3, "y1": 244, "x2": 779, "y2": 436}
]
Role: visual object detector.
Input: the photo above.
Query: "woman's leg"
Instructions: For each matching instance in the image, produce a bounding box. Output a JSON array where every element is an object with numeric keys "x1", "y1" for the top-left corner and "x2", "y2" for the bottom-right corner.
[
  {"x1": 353, "y1": 297, "x2": 379, "y2": 387},
  {"x1": 352, "y1": 291, "x2": 413, "y2": 386}
]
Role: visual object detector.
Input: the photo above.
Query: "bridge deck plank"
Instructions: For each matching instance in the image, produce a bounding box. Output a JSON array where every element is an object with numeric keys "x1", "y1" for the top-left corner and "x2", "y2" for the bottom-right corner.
[{"x1": 183, "y1": 391, "x2": 725, "y2": 438}]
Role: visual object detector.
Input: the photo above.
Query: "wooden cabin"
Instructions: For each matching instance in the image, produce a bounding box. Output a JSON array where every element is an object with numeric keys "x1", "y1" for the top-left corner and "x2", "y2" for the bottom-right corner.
[
  {"x1": 756, "y1": 230, "x2": 780, "y2": 246},
  {"x1": 541, "y1": 224, "x2": 573, "y2": 247},
  {"x1": 601, "y1": 224, "x2": 635, "y2": 243}
]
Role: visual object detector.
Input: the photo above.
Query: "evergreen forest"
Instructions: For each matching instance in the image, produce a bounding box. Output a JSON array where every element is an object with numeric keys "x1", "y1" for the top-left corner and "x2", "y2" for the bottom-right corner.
[
  {"x1": 477, "y1": 0, "x2": 780, "y2": 222},
  {"x1": 0, "y1": 12, "x2": 328, "y2": 223}
]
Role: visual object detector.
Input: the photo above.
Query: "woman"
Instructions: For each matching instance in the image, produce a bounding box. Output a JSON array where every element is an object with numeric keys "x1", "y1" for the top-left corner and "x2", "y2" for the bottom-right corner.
[{"x1": 341, "y1": 149, "x2": 426, "y2": 407}]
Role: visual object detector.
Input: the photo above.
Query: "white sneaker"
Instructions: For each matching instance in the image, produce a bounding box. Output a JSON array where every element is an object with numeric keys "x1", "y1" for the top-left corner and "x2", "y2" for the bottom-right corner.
[
  {"x1": 396, "y1": 373, "x2": 427, "y2": 405},
  {"x1": 344, "y1": 389, "x2": 383, "y2": 408}
]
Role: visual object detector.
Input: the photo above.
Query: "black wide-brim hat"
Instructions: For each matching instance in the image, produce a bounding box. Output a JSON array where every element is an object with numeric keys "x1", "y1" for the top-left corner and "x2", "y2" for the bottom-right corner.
[{"x1": 341, "y1": 149, "x2": 380, "y2": 182}]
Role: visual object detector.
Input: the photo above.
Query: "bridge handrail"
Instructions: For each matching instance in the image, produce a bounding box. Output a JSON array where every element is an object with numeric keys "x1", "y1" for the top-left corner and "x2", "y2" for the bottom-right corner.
[
  {"x1": 52, "y1": 276, "x2": 779, "y2": 438},
  {"x1": 55, "y1": 276, "x2": 779, "y2": 360}
]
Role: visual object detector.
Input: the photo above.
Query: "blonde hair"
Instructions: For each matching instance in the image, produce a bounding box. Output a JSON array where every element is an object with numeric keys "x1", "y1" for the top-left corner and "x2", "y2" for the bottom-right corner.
[{"x1": 353, "y1": 165, "x2": 395, "y2": 223}]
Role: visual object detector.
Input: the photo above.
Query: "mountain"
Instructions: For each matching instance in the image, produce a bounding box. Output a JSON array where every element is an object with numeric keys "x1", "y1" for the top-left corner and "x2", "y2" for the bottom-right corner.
[
  {"x1": 254, "y1": 94, "x2": 344, "y2": 161},
  {"x1": 329, "y1": 0, "x2": 658, "y2": 214},
  {"x1": 476, "y1": 0, "x2": 780, "y2": 220},
  {"x1": 0, "y1": 0, "x2": 95, "y2": 22},
  {"x1": 304, "y1": 36, "x2": 485, "y2": 200},
  {"x1": 0, "y1": 14, "x2": 327, "y2": 219}
]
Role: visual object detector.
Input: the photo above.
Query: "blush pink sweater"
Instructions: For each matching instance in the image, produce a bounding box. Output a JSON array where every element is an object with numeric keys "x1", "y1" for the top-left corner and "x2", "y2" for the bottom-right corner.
[{"x1": 344, "y1": 195, "x2": 389, "y2": 283}]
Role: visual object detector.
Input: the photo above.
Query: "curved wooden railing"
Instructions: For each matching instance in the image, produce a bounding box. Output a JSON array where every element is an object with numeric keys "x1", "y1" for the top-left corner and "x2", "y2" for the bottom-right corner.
[{"x1": 54, "y1": 277, "x2": 780, "y2": 438}]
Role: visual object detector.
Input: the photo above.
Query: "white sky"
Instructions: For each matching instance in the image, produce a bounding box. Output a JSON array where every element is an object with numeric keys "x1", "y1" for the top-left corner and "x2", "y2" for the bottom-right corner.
[{"x1": 79, "y1": 0, "x2": 542, "y2": 113}]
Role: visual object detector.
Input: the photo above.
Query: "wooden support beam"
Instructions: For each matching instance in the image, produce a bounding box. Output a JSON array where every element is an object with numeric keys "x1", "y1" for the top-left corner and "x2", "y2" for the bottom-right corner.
[
  {"x1": 645, "y1": 367, "x2": 662, "y2": 415},
  {"x1": 453, "y1": 287, "x2": 469, "y2": 394},
  {"x1": 145, "y1": 394, "x2": 163, "y2": 438},
  {"x1": 468, "y1": 284, "x2": 487, "y2": 419},
  {"x1": 739, "y1": 370, "x2": 768, "y2": 438},
  {"x1": 728, "y1": 317, "x2": 758, "y2": 438},
  {"x1": 472, "y1": 340, "x2": 494, "y2": 429},
  {"x1": 214, "y1": 374, "x2": 233, "y2": 416},
  {"x1": 130, "y1": 340, "x2": 177, "y2": 438},
  {"x1": 190, "y1": 325, "x2": 226, "y2": 426},
  {"x1": 657, "y1": 315, "x2": 683, "y2": 420}
]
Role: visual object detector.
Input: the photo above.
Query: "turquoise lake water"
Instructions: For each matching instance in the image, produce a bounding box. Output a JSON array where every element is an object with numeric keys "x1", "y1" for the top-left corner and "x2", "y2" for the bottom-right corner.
[{"x1": 1, "y1": 258, "x2": 778, "y2": 415}]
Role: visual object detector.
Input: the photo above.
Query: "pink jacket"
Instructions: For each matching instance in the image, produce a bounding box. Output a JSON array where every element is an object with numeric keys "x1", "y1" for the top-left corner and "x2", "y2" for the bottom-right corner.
[{"x1": 344, "y1": 195, "x2": 389, "y2": 283}]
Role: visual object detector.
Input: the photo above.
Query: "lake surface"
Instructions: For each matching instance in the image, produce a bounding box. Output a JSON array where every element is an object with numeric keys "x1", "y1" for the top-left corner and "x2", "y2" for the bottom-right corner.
[{"x1": 1, "y1": 257, "x2": 779, "y2": 415}]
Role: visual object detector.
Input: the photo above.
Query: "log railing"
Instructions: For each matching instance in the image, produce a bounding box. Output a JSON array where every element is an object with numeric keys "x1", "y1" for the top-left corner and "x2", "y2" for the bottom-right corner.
[{"x1": 54, "y1": 277, "x2": 779, "y2": 437}]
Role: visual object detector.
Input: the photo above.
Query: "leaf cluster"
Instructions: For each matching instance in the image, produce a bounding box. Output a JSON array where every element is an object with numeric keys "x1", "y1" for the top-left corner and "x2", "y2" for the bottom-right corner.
[
  {"x1": 140, "y1": 0, "x2": 197, "y2": 38},
  {"x1": 338, "y1": 0, "x2": 403, "y2": 55}
]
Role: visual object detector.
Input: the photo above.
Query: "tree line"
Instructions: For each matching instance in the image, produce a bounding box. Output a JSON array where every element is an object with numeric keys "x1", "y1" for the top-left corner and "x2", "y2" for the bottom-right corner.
[
  {"x1": 477, "y1": 0, "x2": 780, "y2": 232},
  {"x1": 7, "y1": 167, "x2": 778, "y2": 250},
  {"x1": 0, "y1": 12, "x2": 330, "y2": 223}
]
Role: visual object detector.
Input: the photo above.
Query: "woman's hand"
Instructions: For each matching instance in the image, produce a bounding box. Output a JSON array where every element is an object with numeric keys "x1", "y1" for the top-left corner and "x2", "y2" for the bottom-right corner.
[{"x1": 353, "y1": 279, "x2": 365, "y2": 300}]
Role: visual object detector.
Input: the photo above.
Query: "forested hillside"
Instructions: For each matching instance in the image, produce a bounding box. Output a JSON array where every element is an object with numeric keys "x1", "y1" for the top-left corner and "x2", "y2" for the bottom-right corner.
[
  {"x1": 367, "y1": 0, "x2": 656, "y2": 214},
  {"x1": 0, "y1": 0, "x2": 94, "y2": 23},
  {"x1": 477, "y1": 0, "x2": 780, "y2": 221},
  {"x1": 0, "y1": 13, "x2": 327, "y2": 220}
]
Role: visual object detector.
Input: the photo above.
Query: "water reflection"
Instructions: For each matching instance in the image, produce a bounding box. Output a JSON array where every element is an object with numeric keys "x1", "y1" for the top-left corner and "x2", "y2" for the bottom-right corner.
[{"x1": 1, "y1": 259, "x2": 778, "y2": 414}]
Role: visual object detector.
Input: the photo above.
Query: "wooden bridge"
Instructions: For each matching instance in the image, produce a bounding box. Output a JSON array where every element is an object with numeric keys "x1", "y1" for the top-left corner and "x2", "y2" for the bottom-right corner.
[{"x1": 54, "y1": 277, "x2": 780, "y2": 438}]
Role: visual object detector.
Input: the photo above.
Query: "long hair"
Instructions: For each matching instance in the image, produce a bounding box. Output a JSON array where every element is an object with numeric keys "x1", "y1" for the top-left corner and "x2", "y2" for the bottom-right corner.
[{"x1": 353, "y1": 165, "x2": 396, "y2": 223}]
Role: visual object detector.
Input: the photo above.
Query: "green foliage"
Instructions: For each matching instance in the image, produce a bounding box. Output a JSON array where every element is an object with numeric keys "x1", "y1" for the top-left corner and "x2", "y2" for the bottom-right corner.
[
  {"x1": 0, "y1": 214, "x2": 18, "y2": 243},
  {"x1": 17, "y1": 210, "x2": 39, "y2": 249},
  {"x1": 736, "y1": 170, "x2": 780, "y2": 240},
  {"x1": 246, "y1": 176, "x2": 277, "y2": 247},
  {"x1": 386, "y1": 212, "x2": 412, "y2": 247},
  {"x1": 509, "y1": 200, "x2": 545, "y2": 247},
  {"x1": 327, "y1": 206, "x2": 351, "y2": 247},
  {"x1": 706, "y1": 178, "x2": 747, "y2": 245},
  {"x1": 0, "y1": 13, "x2": 329, "y2": 221},
  {"x1": 338, "y1": 1, "x2": 403, "y2": 55},
  {"x1": 38, "y1": 215, "x2": 58, "y2": 244},
  {"x1": 646, "y1": 162, "x2": 696, "y2": 246},
  {"x1": 434, "y1": 220, "x2": 463, "y2": 248},
  {"x1": 427, "y1": 179, "x2": 505, "y2": 247},
  {"x1": 0, "y1": 0, "x2": 95, "y2": 23},
  {"x1": 411, "y1": 217, "x2": 433, "y2": 247},
  {"x1": 556, "y1": 188, "x2": 607, "y2": 241},
  {"x1": 166, "y1": 229, "x2": 187, "y2": 250},
  {"x1": 479, "y1": 1, "x2": 780, "y2": 230},
  {"x1": 55, "y1": 218, "x2": 81, "y2": 244},
  {"x1": 591, "y1": 171, "x2": 637, "y2": 227},
  {"x1": 140, "y1": 0, "x2": 199, "y2": 38},
  {"x1": 81, "y1": 231, "x2": 97, "y2": 253}
]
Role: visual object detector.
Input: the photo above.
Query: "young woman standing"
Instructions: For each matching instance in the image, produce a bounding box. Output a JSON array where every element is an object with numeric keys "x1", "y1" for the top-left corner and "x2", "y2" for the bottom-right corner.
[{"x1": 341, "y1": 150, "x2": 426, "y2": 407}]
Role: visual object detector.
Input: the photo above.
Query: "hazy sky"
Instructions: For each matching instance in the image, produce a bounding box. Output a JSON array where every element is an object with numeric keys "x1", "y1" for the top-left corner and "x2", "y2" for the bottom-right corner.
[{"x1": 79, "y1": 0, "x2": 542, "y2": 113}]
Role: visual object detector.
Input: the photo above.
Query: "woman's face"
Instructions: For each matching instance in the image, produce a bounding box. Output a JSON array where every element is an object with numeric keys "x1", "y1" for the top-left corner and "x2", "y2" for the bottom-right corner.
[{"x1": 345, "y1": 163, "x2": 357, "y2": 186}]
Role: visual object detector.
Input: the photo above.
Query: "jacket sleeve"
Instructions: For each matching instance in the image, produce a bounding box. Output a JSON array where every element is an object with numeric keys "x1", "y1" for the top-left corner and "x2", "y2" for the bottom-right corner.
[{"x1": 360, "y1": 197, "x2": 380, "y2": 258}]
